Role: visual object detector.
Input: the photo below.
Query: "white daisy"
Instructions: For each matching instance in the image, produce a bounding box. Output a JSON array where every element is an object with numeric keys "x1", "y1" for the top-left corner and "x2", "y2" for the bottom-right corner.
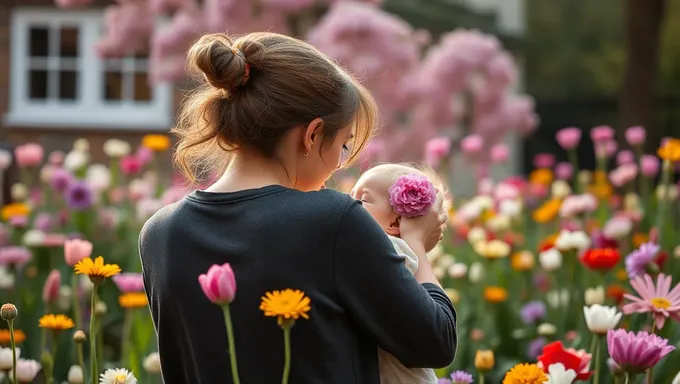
[{"x1": 99, "y1": 368, "x2": 137, "y2": 384}]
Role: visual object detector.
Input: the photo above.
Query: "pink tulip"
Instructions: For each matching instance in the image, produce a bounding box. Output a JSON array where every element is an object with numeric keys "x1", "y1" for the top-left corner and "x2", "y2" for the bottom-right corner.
[
  {"x1": 533, "y1": 153, "x2": 555, "y2": 169},
  {"x1": 64, "y1": 239, "x2": 93, "y2": 266},
  {"x1": 640, "y1": 155, "x2": 660, "y2": 177},
  {"x1": 112, "y1": 273, "x2": 145, "y2": 293},
  {"x1": 609, "y1": 164, "x2": 638, "y2": 187},
  {"x1": 460, "y1": 134, "x2": 484, "y2": 154},
  {"x1": 555, "y1": 162, "x2": 574, "y2": 180},
  {"x1": 198, "y1": 263, "x2": 237, "y2": 305},
  {"x1": 590, "y1": 125, "x2": 615, "y2": 143},
  {"x1": 625, "y1": 126, "x2": 646, "y2": 146},
  {"x1": 0, "y1": 246, "x2": 32, "y2": 267},
  {"x1": 43, "y1": 269, "x2": 61, "y2": 304},
  {"x1": 604, "y1": 140, "x2": 618, "y2": 157},
  {"x1": 14, "y1": 143, "x2": 44, "y2": 168},
  {"x1": 120, "y1": 155, "x2": 142, "y2": 175},
  {"x1": 490, "y1": 143, "x2": 510, "y2": 163},
  {"x1": 49, "y1": 151, "x2": 65, "y2": 166},
  {"x1": 616, "y1": 150, "x2": 635, "y2": 165},
  {"x1": 424, "y1": 137, "x2": 451, "y2": 167},
  {"x1": 555, "y1": 127, "x2": 581, "y2": 149}
]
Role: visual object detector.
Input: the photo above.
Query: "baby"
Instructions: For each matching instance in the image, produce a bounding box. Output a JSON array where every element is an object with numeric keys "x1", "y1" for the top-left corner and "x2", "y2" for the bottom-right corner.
[{"x1": 350, "y1": 163, "x2": 444, "y2": 384}]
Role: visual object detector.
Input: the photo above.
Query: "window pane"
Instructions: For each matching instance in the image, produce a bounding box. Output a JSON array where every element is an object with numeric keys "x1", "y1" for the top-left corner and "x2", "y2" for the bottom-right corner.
[
  {"x1": 59, "y1": 27, "x2": 79, "y2": 57},
  {"x1": 103, "y1": 71, "x2": 124, "y2": 101},
  {"x1": 29, "y1": 27, "x2": 49, "y2": 57},
  {"x1": 58, "y1": 71, "x2": 78, "y2": 100},
  {"x1": 133, "y1": 72, "x2": 153, "y2": 101},
  {"x1": 28, "y1": 70, "x2": 48, "y2": 100}
]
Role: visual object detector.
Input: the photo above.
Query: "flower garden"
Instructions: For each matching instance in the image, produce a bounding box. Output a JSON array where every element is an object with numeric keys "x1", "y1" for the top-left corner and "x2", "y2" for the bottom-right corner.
[{"x1": 0, "y1": 126, "x2": 678, "y2": 383}]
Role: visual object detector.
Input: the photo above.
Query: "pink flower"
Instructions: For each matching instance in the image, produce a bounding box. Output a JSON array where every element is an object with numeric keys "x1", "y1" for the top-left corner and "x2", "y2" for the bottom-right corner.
[
  {"x1": 493, "y1": 182, "x2": 519, "y2": 201},
  {"x1": 490, "y1": 143, "x2": 510, "y2": 164},
  {"x1": 120, "y1": 155, "x2": 142, "y2": 175},
  {"x1": 14, "y1": 143, "x2": 44, "y2": 168},
  {"x1": 560, "y1": 194, "x2": 598, "y2": 217},
  {"x1": 0, "y1": 246, "x2": 32, "y2": 267},
  {"x1": 616, "y1": 150, "x2": 635, "y2": 165},
  {"x1": 42, "y1": 234, "x2": 67, "y2": 247},
  {"x1": 609, "y1": 164, "x2": 638, "y2": 187},
  {"x1": 460, "y1": 134, "x2": 483, "y2": 155},
  {"x1": 555, "y1": 162, "x2": 574, "y2": 180},
  {"x1": 640, "y1": 155, "x2": 660, "y2": 177},
  {"x1": 64, "y1": 239, "x2": 93, "y2": 266},
  {"x1": 198, "y1": 263, "x2": 237, "y2": 305},
  {"x1": 112, "y1": 273, "x2": 145, "y2": 293},
  {"x1": 424, "y1": 137, "x2": 451, "y2": 167},
  {"x1": 49, "y1": 151, "x2": 65, "y2": 166},
  {"x1": 388, "y1": 173, "x2": 436, "y2": 217},
  {"x1": 622, "y1": 273, "x2": 680, "y2": 330},
  {"x1": 136, "y1": 146, "x2": 154, "y2": 165},
  {"x1": 590, "y1": 125, "x2": 615, "y2": 143},
  {"x1": 625, "y1": 126, "x2": 646, "y2": 146},
  {"x1": 604, "y1": 140, "x2": 618, "y2": 157},
  {"x1": 555, "y1": 127, "x2": 582, "y2": 149},
  {"x1": 607, "y1": 329, "x2": 674, "y2": 374},
  {"x1": 43, "y1": 269, "x2": 61, "y2": 304},
  {"x1": 533, "y1": 153, "x2": 555, "y2": 169}
]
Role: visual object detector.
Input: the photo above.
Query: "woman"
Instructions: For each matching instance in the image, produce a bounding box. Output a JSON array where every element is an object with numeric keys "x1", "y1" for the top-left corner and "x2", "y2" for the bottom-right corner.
[{"x1": 140, "y1": 32, "x2": 456, "y2": 383}]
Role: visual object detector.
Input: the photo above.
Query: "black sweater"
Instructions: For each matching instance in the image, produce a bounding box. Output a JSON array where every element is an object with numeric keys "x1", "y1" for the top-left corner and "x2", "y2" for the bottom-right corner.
[{"x1": 139, "y1": 185, "x2": 457, "y2": 384}]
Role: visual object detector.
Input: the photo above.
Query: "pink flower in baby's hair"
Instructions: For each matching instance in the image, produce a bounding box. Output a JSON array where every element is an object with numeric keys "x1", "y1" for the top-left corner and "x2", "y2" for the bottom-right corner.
[{"x1": 388, "y1": 173, "x2": 436, "y2": 217}]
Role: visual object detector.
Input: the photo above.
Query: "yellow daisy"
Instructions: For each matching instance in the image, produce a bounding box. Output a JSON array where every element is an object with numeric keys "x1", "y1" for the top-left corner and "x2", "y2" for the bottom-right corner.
[
  {"x1": 503, "y1": 363, "x2": 548, "y2": 384},
  {"x1": 39, "y1": 314, "x2": 75, "y2": 331},
  {"x1": 260, "y1": 289, "x2": 311, "y2": 327},
  {"x1": 74, "y1": 256, "x2": 121, "y2": 283},
  {"x1": 118, "y1": 292, "x2": 148, "y2": 309}
]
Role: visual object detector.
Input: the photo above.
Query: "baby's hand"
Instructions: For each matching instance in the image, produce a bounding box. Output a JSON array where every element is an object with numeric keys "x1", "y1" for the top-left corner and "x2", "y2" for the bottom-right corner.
[{"x1": 400, "y1": 190, "x2": 447, "y2": 253}]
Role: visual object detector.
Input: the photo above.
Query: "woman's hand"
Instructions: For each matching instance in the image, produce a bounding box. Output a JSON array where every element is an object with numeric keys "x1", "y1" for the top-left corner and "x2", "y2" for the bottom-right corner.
[{"x1": 400, "y1": 191, "x2": 448, "y2": 253}]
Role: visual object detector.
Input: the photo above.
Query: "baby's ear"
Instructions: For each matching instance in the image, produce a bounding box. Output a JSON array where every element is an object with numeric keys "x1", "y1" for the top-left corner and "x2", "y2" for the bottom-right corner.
[{"x1": 386, "y1": 216, "x2": 401, "y2": 236}]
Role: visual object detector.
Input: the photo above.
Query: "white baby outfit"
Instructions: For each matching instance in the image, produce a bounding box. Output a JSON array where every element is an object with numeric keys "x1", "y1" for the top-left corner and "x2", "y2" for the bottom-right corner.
[{"x1": 377, "y1": 236, "x2": 438, "y2": 384}]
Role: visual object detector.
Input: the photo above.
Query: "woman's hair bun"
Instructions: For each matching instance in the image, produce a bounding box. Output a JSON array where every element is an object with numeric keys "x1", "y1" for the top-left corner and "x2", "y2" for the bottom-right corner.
[{"x1": 187, "y1": 33, "x2": 250, "y2": 91}]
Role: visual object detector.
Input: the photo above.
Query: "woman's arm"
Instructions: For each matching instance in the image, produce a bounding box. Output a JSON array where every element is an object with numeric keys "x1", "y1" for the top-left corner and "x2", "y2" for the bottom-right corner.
[{"x1": 333, "y1": 199, "x2": 457, "y2": 369}]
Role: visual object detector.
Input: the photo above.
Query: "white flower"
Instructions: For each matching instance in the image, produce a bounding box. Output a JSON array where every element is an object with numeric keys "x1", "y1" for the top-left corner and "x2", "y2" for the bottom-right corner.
[
  {"x1": 583, "y1": 304, "x2": 622, "y2": 335},
  {"x1": 103, "y1": 139, "x2": 131, "y2": 158},
  {"x1": 671, "y1": 370, "x2": 680, "y2": 384},
  {"x1": 602, "y1": 217, "x2": 633, "y2": 240},
  {"x1": 99, "y1": 368, "x2": 137, "y2": 384},
  {"x1": 675, "y1": 245, "x2": 680, "y2": 259},
  {"x1": 656, "y1": 184, "x2": 679, "y2": 201},
  {"x1": 436, "y1": 254, "x2": 456, "y2": 269},
  {"x1": 547, "y1": 289, "x2": 570, "y2": 309},
  {"x1": 68, "y1": 365, "x2": 84, "y2": 383},
  {"x1": 143, "y1": 352, "x2": 161, "y2": 374},
  {"x1": 486, "y1": 214, "x2": 511, "y2": 232},
  {"x1": 11, "y1": 183, "x2": 28, "y2": 201},
  {"x1": 539, "y1": 248, "x2": 563, "y2": 271},
  {"x1": 498, "y1": 199, "x2": 522, "y2": 218},
  {"x1": 467, "y1": 227, "x2": 487, "y2": 245},
  {"x1": 87, "y1": 164, "x2": 111, "y2": 192},
  {"x1": 623, "y1": 193, "x2": 641, "y2": 211},
  {"x1": 0, "y1": 347, "x2": 20, "y2": 370},
  {"x1": 543, "y1": 362, "x2": 577, "y2": 384},
  {"x1": 448, "y1": 263, "x2": 468, "y2": 279},
  {"x1": 73, "y1": 138, "x2": 90, "y2": 152},
  {"x1": 0, "y1": 149, "x2": 12, "y2": 171},
  {"x1": 584, "y1": 286, "x2": 605, "y2": 305},
  {"x1": 129, "y1": 179, "x2": 153, "y2": 200},
  {"x1": 12, "y1": 359, "x2": 40, "y2": 383},
  {"x1": 577, "y1": 170, "x2": 592, "y2": 185},
  {"x1": 64, "y1": 150, "x2": 89, "y2": 171},
  {"x1": 95, "y1": 300, "x2": 108, "y2": 316},
  {"x1": 551, "y1": 180, "x2": 572, "y2": 199},
  {"x1": 0, "y1": 267, "x2": 15, "y2": 290},
  {"x1": 554, "y1": 230, "x2": 591, "y2": 252},
  {"x1": 58, "y1": 286, "x2": 73, "y2": 311},
  {"x1": 468, "y1": 262, "x2": 485, "y2": 283},
  {"x1": 23, "y1": 229, "x2": 46, "y2": 247},
  {"x1": 457, "y1": 203, "x2": 483, "y2": 223},
  {"x1": 474, "y1": 195, "x2": 494, "y2": 210},
  {"x1": 537, "y1": 323, "x2": 557, "y2": 336}
]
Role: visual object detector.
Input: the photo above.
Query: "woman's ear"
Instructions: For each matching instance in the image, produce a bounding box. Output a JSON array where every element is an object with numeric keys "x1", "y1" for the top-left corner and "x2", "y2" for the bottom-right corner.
[
  {"x1": 303, "y1": 117, "x2": 325, "y2": 154},
  {"x1": 386, "y1": 216, "x2": 401, "y2": 237}
]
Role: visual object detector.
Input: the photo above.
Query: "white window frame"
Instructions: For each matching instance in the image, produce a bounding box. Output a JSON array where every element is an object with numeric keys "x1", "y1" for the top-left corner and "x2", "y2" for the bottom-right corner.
[{"x1": 5, "y1": 8, "x2": 173, "y2": 130}]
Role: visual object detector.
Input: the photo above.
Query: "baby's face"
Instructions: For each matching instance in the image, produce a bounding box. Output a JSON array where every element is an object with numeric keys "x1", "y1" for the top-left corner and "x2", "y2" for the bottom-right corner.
[{"x1": 350, "y1": 173, "x2": 400, "y2": 236}]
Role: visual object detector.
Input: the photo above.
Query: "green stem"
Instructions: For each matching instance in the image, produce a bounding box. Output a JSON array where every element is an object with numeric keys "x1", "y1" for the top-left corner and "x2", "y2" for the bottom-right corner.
[
  {"x1": 72, "y1": 274, "x2": 82, "y2": 330},
  {"x1": 222, "y1": 305, "x2": 241, "y2": 384},
  {"x1": 568, "y1": 148, "x2": 580, "y2": 193},
  {"x1": 624, "y1": 373, "x2": 632, "y2": 384},
  {"x1": 479, "y1": 372, "x2": 485, "y2": 384},
  {"x1": 593, "y1": 335, "x2": 601, "y2": 384},
  {"x1": 77, "y1": 342, "x2": 85, "y2": 373},
  {"x1": 121, "y1": 308, "x2": 133, "y2": 366},
  {"x1": 645, "y1": 322, "x2": 657, "y2": 384},
  {"x1": 90, "y1": 284, "x2": 99, "y2": 384},
  {"x1": 282, "y1": 325, "x2": 292, "y2": 384},
  {"x1": 7, "y1": 320, "x2": 16, "y2": 384},
  {"x1": 47, "y1": 332, "x2": 58, "y2": 384}
]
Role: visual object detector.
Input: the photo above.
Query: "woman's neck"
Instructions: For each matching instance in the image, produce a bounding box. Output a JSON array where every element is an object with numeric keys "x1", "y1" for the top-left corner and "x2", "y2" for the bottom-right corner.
[{"x1": 206, "y1": 152, "x2": 292, "y2": 193}]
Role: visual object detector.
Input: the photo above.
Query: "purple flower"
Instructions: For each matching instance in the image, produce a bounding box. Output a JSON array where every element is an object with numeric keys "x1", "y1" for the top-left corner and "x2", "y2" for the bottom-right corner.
[
  {"x1": 607, "y1": 329, "x2": 675, "y2": 374},
  {"x1": 527, "y1": 337, "x2": 547, "y2": 360},
  {"x1": 520, "y1": 300, "x2": 547, "y2": 324},
  {"x1": 34, "y1": 213, "x2": 53, "y2": 232},
  {"x1": 438, "y1": 379, "x2": 452, "y2": 384},
  {"x1": 0, "y1": 246, "x2": 32, "y2": 267},
  {"x1": 625, "y1": 242, "x2": 660, "y2": 278},
  {"x1": 450, "y1": 370, "x2": 473, "y2": 384},
  {"x1": 65, "y1": 181, "x2": 93, "y2": 210},
  {"x1": 388, "y1": 173, "x2": 436, "y2": 217},
  {"x1": 50, "y1": 167, "x2": 73, "y2": 193}
]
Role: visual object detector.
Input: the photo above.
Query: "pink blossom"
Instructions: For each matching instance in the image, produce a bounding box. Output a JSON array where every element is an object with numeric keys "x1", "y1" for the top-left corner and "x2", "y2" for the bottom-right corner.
[
  {"x1": 55, "y1": 0, "x2": 92, "y2": 7},
  {"x1": 136, "y1": 146, "x2": 154, "y2": 165},
  {"x1": 609, "y1": 164, "x2": 638, "y2": 187},
  {"x1": 64, "y1": 239, "x2": 93, "y2": 266},
  {"x1": 198, "y1": 263, "x2": 237, "y2": 305},
  {"x1": 623, "y1": 273, "x2": 680, "y2": 330},
  {"x1": 96, "y1": 2, "x2": 154, "y2": 58},
  {"x1": 424, "y1": 137, "x2": 451, "y2": 167},
  {"x1": 34, "y1": 213, "x2": 53, "y2": 232},
  {"x1": 43, "y1": 269, "x2": 61, "y2": 304},
  {"x1": 49, "y1": 151, "x2": 65, "y2": 166},
  {"x1": 616, "y1": 150, "x2": 635, "y2": 165},
  {"x1": 42, "y1": 234, "x2": 67, "y2": 247},
  {"x1": 10, "y1": 216, "x2": 28, "y2": 228},
  {"x1": 625, "y1": 126, "x2": 646, "y2": 146},
  {"x1": 460, "y1": 134, "x2": 484, "y2": 155},
  {"x1": 162, "y1": 186, "x2": 188, "y2": 205},
  {"x1": 112, "y1": 273, "x2": 145, "y2": 293},
  {"x1": 529, "y1": 183, "x2": 548, "y2": 199},
  {"x1": 640, "y1": 155, "x2": 660, "y2": 177},
  {"x1": 388, "y1": 173, "x2": 436, "y2": 217},
  {"x1": 359, "y1": 139, "x2": 386, "y2": 171},
  {"x1": 14, "y1": 143, "x2": 44, "y2": 168},
  {"x1": 603, "y1": 216, "x2": 633, "y2": 239},
  {"x1": 590, "y1": 125, "x2": 615, "y2": 143},
  {"x1": 556, "y1": 127, "x2": 582, "y2": 149},
  {"x1": 533, "y1": 153, "x2": 555, "y2": 169},
  {"x1": 604, "y1": 140, "x2": 618, "y2": 157},
  {"x1": 120, "y1": 155, "x2": 142, "y2": 175},
  {"x1": 0, "y1": 246, "x2": 32, "y2": 267},
  {"x1": 478, "y1": 178, "x2": 494, "y2": 195},
  {"x1": 555, "y1": 162, "x2": 574, "y2": 180},
  {"x1": 493, "y1": 182, "x2": 519, "y2": 201},
  {"x1": 559, "y1": 194, "x2": 598, "y2": 217},
  {"x1": 490, "y1": 143, "x2": 510, "y2": 164}
]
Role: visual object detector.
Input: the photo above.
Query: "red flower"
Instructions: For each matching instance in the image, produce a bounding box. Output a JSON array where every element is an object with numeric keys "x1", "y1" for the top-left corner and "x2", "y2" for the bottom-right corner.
[
  {"x1": 654, "y1": 250, "x2": 668, "y2": 270},
  {"x1": 538, "y1": 341, "x2": 593, "y2": 381},
  {"x1": 581, "y1": 248, "x2": 621, "y2": 270},
  {"x1": 607, "y1": 284, "x2": 627, "y2": 304}
]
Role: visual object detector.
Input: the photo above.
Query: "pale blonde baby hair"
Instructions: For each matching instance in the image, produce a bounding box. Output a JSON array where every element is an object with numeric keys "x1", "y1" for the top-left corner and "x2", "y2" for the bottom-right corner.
[{"x1": 360, "y1": 162, "x2": 449, "y2": 201}]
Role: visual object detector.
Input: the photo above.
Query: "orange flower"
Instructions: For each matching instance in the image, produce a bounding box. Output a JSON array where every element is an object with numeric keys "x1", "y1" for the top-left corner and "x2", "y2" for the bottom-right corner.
[
  {"x1": 533, "y1": 199, "x2": 561, "y2": 223},
  {"x1": 589, "y1": 183, "x2": 613, "y2": 200},
  {"x1": 538, "y1": 233, "x2": 559, "y2": 252},
  {"x1": 607, "y1": 284, "x2": 627, "y2": 304},
  {"x1": 511, "y1": 251, "x2": 535, "y2": 271},
  {"x1": 0, "y1": 329, "x2": 26, "y2": 345},
  {"x1": 657, "y1": 138, "x2": 680, "y2": 162},
  {"x1": 529, "y1": 169, "x2": 554, "y2": 186},
  {"x1": 616, "y1": 268, "x2": 628, "y2": 281},
  {"x1": 581, "y1": 248, "x2": 621, "y2": 270},
  {"x1": 484, "y1": 286, "x2": 508, "y2": 303},
  {"x1": 632, "y1": 233, "x2": 649, "y2": 248},
  {"x1": 593, "y1": 170, "x2": 608, "y2": 184}
]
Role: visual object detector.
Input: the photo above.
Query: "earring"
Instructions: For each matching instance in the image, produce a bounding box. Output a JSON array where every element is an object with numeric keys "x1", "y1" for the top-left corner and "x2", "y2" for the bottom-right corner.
[{"x1": 304, "y1": 152, "x2": 308, "y2": 157}]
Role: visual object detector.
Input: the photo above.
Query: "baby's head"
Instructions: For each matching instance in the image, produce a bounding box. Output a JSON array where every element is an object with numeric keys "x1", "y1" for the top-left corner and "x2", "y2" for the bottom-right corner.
[{"x1": 350, "y1": 163, "x2": 445, "y2": 237}]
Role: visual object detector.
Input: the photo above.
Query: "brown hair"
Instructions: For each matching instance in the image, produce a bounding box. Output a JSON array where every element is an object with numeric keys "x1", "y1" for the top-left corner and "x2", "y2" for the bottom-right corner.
[{"x1": 172, "y1": 32, "x2": 379, "y2": 183}]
